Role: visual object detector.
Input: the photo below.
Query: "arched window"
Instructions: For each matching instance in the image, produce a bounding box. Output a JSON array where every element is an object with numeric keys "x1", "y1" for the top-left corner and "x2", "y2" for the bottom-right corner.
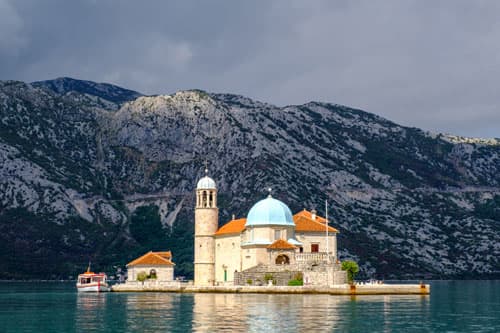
[
  {"x1": 275, "y1": 254, "x2": 290, "y2": 265},
  {"x1": 202, "y1": 191, "x2": 207, "y2": 207},
  {"x1": 209, "y1": 192, "x2": 213, "y2": 207},
  {"x1": 149, "y1": 269, "x2": 157, "y2": 279}
]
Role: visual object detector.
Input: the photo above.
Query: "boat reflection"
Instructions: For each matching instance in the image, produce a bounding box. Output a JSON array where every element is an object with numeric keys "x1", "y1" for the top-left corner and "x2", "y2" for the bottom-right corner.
[
  {"x1": 125, "y1": 293, "x2": 175, "y2": 312},
  {"x1": 75, "y1": 293, "x2": 108, "y2": 331}
]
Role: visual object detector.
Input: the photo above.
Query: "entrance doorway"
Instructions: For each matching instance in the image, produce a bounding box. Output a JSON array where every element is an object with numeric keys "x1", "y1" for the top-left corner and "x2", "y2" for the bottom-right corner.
[{"x1": 275, "y1": 254, "x2": 290, "y2": 265}]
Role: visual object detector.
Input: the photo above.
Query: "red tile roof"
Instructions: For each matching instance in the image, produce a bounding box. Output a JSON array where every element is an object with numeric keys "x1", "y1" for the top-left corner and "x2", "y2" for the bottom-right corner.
[
  {"x1": 213, "y1": 210, "x2": 338, "y2": 236},
  {"x1": 127, "y1": 251, "x2": 175, "y2": 267},
  {"x1": 155, "y1": 251, "x2": 172, "y2": 260},
  {"x1": 294, "y1": 209, "x2": 328, "y2": 223},
  {"x1": 267, "y1": 239, "x2": 297, "y2": 249},
  {"x1": 294, "y1": 210, "x2": 339, "y2": 233},
  {"x1": 214, "y1": 218, "x2": 246, "y2": 236}
]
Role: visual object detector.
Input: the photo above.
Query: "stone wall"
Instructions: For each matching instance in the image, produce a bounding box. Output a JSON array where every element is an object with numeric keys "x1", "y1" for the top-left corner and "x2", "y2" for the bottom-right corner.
[
  {"x1": 295, "y1": 232, "x2": 337, "y2": 259},
  {"x1": 215, "y1": 234, "x2": 241, "y2": 283},
  {"x1": 333, "y1": 270, "x2": 347, "y2": 285},
  {"x1": 122, "y1": 280, "x2": 184, "y2": 289},
  {"x1": 128, "y1": 265, "x2": 174, "y2": 282}
]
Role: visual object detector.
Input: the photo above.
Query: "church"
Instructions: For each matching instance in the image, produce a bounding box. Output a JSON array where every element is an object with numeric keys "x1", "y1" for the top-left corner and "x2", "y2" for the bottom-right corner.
[{"x1": 194, "y1": 171, "x2": 347, "y2": 287}]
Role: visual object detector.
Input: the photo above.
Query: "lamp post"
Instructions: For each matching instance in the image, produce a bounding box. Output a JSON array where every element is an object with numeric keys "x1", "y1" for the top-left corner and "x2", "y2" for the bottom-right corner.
[{"x1": 222, "y1": 264, "x2": 228, "y2": 282}]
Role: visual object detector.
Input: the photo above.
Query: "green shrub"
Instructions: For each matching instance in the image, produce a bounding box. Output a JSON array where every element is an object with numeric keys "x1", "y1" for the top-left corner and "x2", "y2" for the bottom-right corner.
[
  {"x1": 287, "y1": 279, "x2": 303, "y2": 286},
  {"x1": 264, "y1": 273, "x2": 274, "y2": 282},
  {"x1": 137, "y1": 271, "x2": 147, "y2": 282},
  {"x1": 341, "y1": 260, "x2": 359, "y2": 284},
  {"x1": 247, "y1": 279, "x2": 253, "y2": 285},
  {"x1": 288, "y1": 272, "x2": 303, "y2": 286}
]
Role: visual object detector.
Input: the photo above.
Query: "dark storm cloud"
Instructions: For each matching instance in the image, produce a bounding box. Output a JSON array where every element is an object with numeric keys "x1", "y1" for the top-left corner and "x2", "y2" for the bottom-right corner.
[{"x1": 1, "y1": 0, "x2": 499, "y2": 138}]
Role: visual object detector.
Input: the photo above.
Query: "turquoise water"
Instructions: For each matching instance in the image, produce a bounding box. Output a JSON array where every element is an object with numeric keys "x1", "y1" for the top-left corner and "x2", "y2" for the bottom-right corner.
[{"x1": 0, "y1": 281, "x2": 498, "y2": 332}]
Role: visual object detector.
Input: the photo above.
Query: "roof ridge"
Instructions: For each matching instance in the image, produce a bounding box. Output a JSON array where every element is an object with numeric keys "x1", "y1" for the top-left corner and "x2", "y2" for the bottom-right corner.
[
  {"x1": 293, "y1": 214, "x2": 339, "y2": 233},
  {"x1": 294, "y1": 209, "x2": 328, "y2": 222},
  {"x1": 150, "y1": 252, "x2": 170, "y2": 263},
  {"x1": 127, "y1": 250, "x2": 174, "y2": 266}
]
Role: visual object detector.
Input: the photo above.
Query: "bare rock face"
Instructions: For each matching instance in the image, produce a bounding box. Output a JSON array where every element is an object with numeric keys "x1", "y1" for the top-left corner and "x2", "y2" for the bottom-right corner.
[{"x1": 0, "y1": 78, "x2": 499, "y2": 279}]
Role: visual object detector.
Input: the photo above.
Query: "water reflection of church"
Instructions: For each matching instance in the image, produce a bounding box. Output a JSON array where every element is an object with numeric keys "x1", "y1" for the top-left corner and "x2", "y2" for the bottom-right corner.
[{"x1": 194, "y1": 171, "x2": 347, "y2": 286}]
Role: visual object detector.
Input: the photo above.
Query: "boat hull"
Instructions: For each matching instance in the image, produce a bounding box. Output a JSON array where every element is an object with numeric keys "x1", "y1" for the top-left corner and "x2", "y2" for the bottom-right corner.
[{"x1": 77, "y1": 283, "x2": 110, "y2": 292}]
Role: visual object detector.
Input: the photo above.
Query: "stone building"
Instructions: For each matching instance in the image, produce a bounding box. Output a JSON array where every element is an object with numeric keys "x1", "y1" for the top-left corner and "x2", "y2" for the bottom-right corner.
[
  {"x1": 194, "y1": 171, "x2": 347, "y2": 287},
  {"x1": 127, "y1": 251, "x2": 175, "y2": 282}
]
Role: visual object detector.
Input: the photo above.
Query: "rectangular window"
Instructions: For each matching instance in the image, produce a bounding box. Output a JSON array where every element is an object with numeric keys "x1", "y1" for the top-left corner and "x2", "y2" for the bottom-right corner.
[
  {"x1": 274, "y1": 229, "x2": 281, "y2": 240},
  {"x1": 311, "y1": 244, "x2": 319, "y2": 252}
]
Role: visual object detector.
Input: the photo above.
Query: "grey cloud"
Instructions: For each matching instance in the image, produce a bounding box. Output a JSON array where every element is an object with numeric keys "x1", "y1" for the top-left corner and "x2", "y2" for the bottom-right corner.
[
  {"x1": 0, "y1": 0, "x2": 499, "y2": 138},
  {"x1": 0, "y1": 0, "x2": 26, "y2": 56}
]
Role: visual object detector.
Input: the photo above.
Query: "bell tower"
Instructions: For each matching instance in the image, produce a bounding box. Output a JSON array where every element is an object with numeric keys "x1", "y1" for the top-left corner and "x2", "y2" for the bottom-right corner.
[{"x1": 194, "y1": 168, "x2": 218, "y2": 286}]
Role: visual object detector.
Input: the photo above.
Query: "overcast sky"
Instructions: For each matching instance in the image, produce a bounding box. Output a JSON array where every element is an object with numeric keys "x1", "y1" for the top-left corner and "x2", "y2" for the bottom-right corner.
[{"x1": 1, "y1": 0, "x2": 499, "y2": 138}]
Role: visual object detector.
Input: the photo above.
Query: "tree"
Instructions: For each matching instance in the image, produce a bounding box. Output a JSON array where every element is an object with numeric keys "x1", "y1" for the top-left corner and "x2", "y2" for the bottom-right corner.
[
  {"x1": 341, "y1": 260, "x2": 359, "y2": 284},
  {"x1": 137, "y1": 271, "x2": 147, "y2": 284}
]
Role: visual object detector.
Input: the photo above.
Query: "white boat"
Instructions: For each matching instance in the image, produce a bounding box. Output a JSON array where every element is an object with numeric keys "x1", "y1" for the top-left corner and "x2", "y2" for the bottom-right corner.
[{"x1": 76, "y1": 266, "x2": 110, "y2": 292}]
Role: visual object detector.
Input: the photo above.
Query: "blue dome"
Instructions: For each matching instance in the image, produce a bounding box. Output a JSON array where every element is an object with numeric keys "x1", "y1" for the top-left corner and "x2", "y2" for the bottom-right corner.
[{"x1": 245, "y1": 196, "x2": 295, "y2": 227}]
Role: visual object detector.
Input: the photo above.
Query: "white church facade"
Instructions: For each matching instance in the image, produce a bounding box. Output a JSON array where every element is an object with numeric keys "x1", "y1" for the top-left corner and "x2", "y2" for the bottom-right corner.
[{"x1": 194, "y1": 171, "x2": 347, "y2": 287}]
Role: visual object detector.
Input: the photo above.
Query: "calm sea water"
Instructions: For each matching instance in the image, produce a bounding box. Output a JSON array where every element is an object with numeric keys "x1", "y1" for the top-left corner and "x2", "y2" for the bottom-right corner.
[{"x1": 0, "y1": 281, "x2": 498, "y2": 332}]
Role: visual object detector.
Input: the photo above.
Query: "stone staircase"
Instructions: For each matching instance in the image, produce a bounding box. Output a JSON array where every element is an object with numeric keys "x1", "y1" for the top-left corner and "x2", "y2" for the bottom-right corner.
[
  {"x1": 234, "y1": 261, "x2": 345, "y2": 286},
  {"x1": 234, "y1": 264, "x2": 301, "y2": 286}
]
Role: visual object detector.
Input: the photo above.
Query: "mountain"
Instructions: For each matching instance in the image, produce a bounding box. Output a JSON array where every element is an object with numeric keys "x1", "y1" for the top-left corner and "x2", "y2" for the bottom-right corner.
[
  {"x1": 0, "y1": 78, "x2": 498, "y2": 280},
  {"x1": 32, "y1": 77, "x2": 142, "y2": 109}
]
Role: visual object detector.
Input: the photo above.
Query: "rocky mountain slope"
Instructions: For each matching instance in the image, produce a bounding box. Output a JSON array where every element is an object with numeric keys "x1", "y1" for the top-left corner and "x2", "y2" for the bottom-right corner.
[
  {"x1": 0, "y1": 78, "x2": 498, "y2": 279},
  {"x1": 32, "y1": 77, "x2": 142, "y2": 107}
]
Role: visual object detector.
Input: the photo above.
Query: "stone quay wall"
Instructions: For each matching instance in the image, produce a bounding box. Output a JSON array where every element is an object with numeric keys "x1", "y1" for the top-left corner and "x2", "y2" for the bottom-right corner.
[
  {"x1": 112, "y1": 283, "x2": 431, "y2": 295},
  {"x1": 116, "y1": 280, "x2": 185, "y2": 289}
]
